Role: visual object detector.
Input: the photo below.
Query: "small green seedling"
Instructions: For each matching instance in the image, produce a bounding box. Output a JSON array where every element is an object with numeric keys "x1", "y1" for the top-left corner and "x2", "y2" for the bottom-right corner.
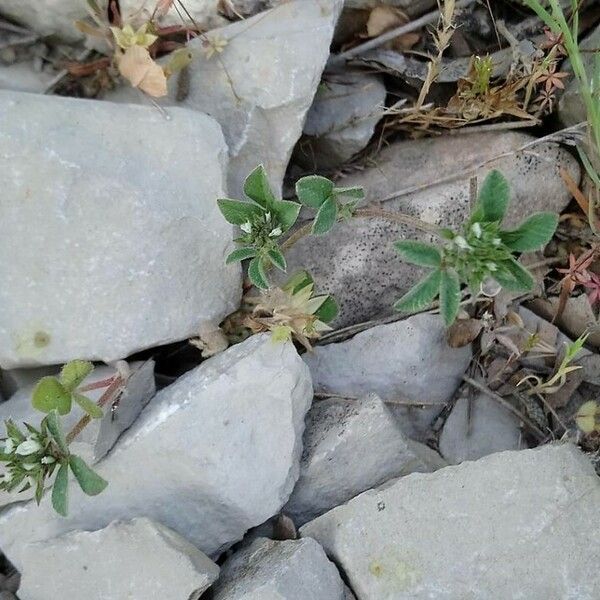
[{"x1": 394, "y1": 170, "x2": 558, "y2": 325}]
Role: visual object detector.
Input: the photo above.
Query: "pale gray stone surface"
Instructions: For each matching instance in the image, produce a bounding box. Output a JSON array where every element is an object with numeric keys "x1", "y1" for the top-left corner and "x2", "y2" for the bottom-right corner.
[
  {"x1": 0, "y1": 91, "x2": 240, "y2": 368},
  {"x1": 0, "y1": 62, "x2": 56, "y2": 94},
  {"x1": 107, "y1": 0, "x2": 343, "y2": 197},
  {"x1": 301, "y1": 444, "x2": 600, "y2": 600},
  {"x1": 439, "y1": 394, "x2": 524, "y2": 464},
  {"x1": 0, "y1": 367, "x2": 56, "y2": 398},
  {"x1": 285, "y1": 132, "x2": 580, "y2": 327},
  {"x1": 303, "y1": 314, "x2": 471, "y2": 440},
  {"x1": 212, "y1": 537, "x2": 345, "y2": 600},
  {"x1": 297, "y1": 69, "x2": 386, "y2": 169},
  {"x1": 0, "y1": 335, "x2": 312, "y2": 568},
  {"x1": 18, "y1": 518, "x2": 219, "y2": 600},
  {"x1": 284, "y1": 394, "x2": 445, "y2": 525}
]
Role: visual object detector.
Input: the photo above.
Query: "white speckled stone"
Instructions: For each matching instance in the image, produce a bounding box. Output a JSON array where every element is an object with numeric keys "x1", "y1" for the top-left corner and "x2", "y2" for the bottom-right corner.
[
  {"x1": 18, "y1": 518, "x2": 219, "y2": 600},
  {"x1": 301, "y1": 444, "x2": 600, "y2": 600},
  {"x1": 0, "y1": 335, "x2": 312, "y2": 569},
  {"x1": 212, "y1": 537, "x2": 345, "y2": 600},
  {"x1": 0, "y1": 91, "x2": 240, "y2": 368}
]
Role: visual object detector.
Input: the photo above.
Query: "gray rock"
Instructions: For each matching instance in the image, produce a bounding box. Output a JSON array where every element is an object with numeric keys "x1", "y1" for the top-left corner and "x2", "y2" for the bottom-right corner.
[
  {"x1": 0, "y1": 62, "x2": 55, "y2": 93},
  {"x1": 0, "y1": 366, "x2": 56, "y2": 398},
  {"x1": 0, "y1": 361, "x2": 155, "y2": 467},
  {"x1": 303, "y1": 313, "x2": 471, "y2": 440},
  {"x1": 0, "y1": 335, "x2": 312, "y2": 569},
  {"x1": 107, "y1": 0, "x2": 342, "y2": 197},
  {"x1": 284, "y1": 394, "x2": 445, "y2": 525},
  {"x1": 343, "y1": 584, "x2": 357, "y2": 599},
  {"x1": 285, "y1": 131, "x2": 580, "y2": 327},
  {"x1": 301, "y1": 444, "x2": 600, "y2": 600},
  {"x1": 18, "y1": 517, "x2": 219, "y2": 600},
  {"x1": 296, "y1": 69, "x2": 386, "y2": 169},
  {"x1": 212, "y1": 537, "x2": 345, "y2": 600},
  {"x1": 0, "y1": 91, "x2": 240, "y2": 368},
  {"x1": 439, "y1": 394, "x2": 524, "y2": 464}
]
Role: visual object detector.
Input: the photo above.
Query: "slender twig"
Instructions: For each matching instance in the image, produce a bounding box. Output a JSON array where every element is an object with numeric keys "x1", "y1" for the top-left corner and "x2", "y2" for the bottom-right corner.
[{"x1": 462, "y1": 375, "x2": 546, "y2": 440}]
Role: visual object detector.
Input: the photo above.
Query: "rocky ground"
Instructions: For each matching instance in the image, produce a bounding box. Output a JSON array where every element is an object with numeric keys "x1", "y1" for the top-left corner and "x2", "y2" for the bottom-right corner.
[{"x1": 1, "y1": 1, "x2": 600, "y2": 599}]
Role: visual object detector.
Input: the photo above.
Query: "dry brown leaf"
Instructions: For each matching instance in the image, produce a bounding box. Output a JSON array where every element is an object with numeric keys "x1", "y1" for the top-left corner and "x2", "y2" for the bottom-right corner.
[
  {"x1": 366, "y1": 6, "x2": 408, "y2": 38},
  {"x1": 117, "y1": 46, "x2": 167, "y2": 97},
  {"x1": 446, "y1": 318, "x2": 483, "y2": 348},
  {"x1": 392, "y1": 31, "x2": 420, "y2": 51}
]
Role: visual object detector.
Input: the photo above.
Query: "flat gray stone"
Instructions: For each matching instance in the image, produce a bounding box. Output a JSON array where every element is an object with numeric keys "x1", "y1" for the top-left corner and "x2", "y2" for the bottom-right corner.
[
  {"x1": 284, "y1": 394, "x2": 445, "y2": 525},
  {"x1": 301, "y1": 444, "x2": 600, "y2": 600},
  {"x1": 0, "y1": 62, "x2": 56, "y2": 94},
  {"x1": 212, "y1": 537, "x2": 345, "y2": 600},
  {"x1": 285, "y1": 131, "x2": 580, "y2": 327},
  {"x1": 0, "y1": 91, "x2": 240, "y2": 368},
  {"x1": 296, "y1": 69, "x2": 386, "y2": 169},
  {"x1": 0, "y1": 335, "x2": 312, "y2": 568},
  {"x1": 18, "y1": 517, "x2": 219, "y2": 600},
  {"x1": 439, "y1": 394, "x2": 524, "y2": 464},
  {"x1": 107, "y1": 0, "x2": 342, "y2": 198},
  {"x1": 303, "y1": 313, "x2": 471, "y2": 440}
]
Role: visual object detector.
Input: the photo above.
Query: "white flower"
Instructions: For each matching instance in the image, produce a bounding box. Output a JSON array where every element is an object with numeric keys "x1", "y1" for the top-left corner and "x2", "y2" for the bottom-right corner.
[
  {"x1": 265, "y1": 212, "x2": 271, "y2": 222},
  {"x1": 15, "y1": 438, "x2": 42, "y2": 456},
  {"x1": 471, "y1": 223, "x2": 482, "y2": 238},
  {"x1": 486, "y1": 262, "x2": 497, "y2": 272},
  {"x1": 3, "y1": 438, "x2": 15, "y2": 454},
  {"x1": 22, "y1": 462, "x2": 37, "y2": 471},
  {"x1": 492, "y1": 238, "x2": 501, "y2": 246},
  {"x1": 1, "y1": 472, "x2": 12, "y2": 484},
  {"x1": 240, "y1": 221, "x2": 252, "y2": 234},
  {"x1": 454, "y1": 236, "x2": 472, "y2": 250},
  {"x1": 41, "y1": 456, "x2": 56, "y2": 465},
  {"x1": 269, "y1": 227, "x2": 282, "y2": 238}
]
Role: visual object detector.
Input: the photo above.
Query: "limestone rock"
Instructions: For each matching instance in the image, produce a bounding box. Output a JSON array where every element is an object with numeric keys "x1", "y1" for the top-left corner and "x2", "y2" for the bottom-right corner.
[
  {"x1": 439, "y1": 394, "x2": 524, "y2": 464},
  {"x1": 212, "y1": 537, "x2": 345, "y2": 600},
  {"x1": 0, "y1": 335, "x2": 312, "y2": 568},
  {"x1": 301, "y1": 444, "x2": 600, "y2": 600},
  {"x1": 296, "y1": 69, "x2": 386, "y2": 169},
  {"x1": 303, "y1": 314, "x2": 471, "y2": 440},
  {"x1": 107, "y1": 0, "x2": 343, "y2": 197},
  {"x1": 0, "y1": 62, "x2": 56, "y2": 94},
  {"x1": 18, "y1": 518, "x2": 219, "y2": 600},
  {"x1": 285, "y1": 132, "x2": 580, "y2": 327},
  {"x1": 284, "y1": 394, "x2": 445, "y2": 525},
  {"x1": 0, "y1": 91, "x2": 239, "y2": 367}
]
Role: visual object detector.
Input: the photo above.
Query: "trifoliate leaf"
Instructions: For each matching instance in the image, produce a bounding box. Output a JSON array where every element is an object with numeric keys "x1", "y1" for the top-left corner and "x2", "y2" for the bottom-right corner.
[
  {"x1": 314, "y1": 295, "x2": 338, "y2": 323},
  {"x1": 69, "y1": 456, "x2": 108, "y2": 496},
  {"x1": 493, "y1": 258, "x2": 535, "y2": 291},
  {"x1": 499, "y1": 212, "x2": 558, "y2": 252},
  {"x1": 73, "y1": 393, "x2": 103, "y2": 419},
  {"x1": 248, "y1": 257, "x2": 269, "y2": 289},
  {"x1": 471, "y1": 170, "x2": 510, "y2": 224},
  {"x1": 311, "y1": 196, "x2": 338, "y2": 235},
  {"x1": 52, "y1": 462, "x2": 69, "y2": 516},
  {"x1": 272, "y1": 200, "x2": 301, "y2": 232},
  {"x1": 394, "y1": 240, "x2": 442, "y2": 267},
  {"x1": 59, "y1": 360, "x2": 94, "y2": 392},
  {"x1": 394, "y1": 269, "x2": 441, "y2": 313},
  {"x1": 439, "y1": 268, "x2": 461, "y2": 326},
  {"x1": 244, "y1": 165, "x2": 277, "y2": 209},
  {"x1": 226, "y1": 247, "x2": 257, "y2": 264},
  {"x1": 267, "y1": 249, "x2": 287, "y2": 272},
  {"x1": 295, "y1": 175, "x2": 334, "y2": 208},
  {"x1": 32, "y1": 377, "x2": 72, "y2": 415},
  {"x1": 283, "y1": 271, "x2": 313, "y2": 295},
  {"x1": 575, "y1": 400, "x2": 599, "y2": 433},
  {"x1": 217, "y1": 198, "x2": 262, "y2": 225},
  {"x1": 46, "y1": 410, "x2": 69, "y2": 455},
  {"x1": 333, "y1": 185, "x2": 365, "y2": 200}
]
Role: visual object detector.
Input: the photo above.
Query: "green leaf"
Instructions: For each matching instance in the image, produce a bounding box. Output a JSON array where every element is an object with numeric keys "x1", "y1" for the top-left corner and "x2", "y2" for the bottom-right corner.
[
  {"x1": 494, "y1": 258, "x2": 535, "y2": 291},
  {"x1": 272, "y1": 200, "x2": 301, "y2": 232},
  {"x1": 69, "y1": 456, "x2": 108, "y2": 496},
  {"x1": 226, "y1": 247, "x2": 257, "y2": 264},
  {"x1": 73, "y1": 393, "x2": 103, "y2": 419},
  {"x1": 500, "y1": 212, "x2": 558, "y2": 252},
  {"x1": 59, "y1": 360, "x2": 94, "y2": 392},
  {"x1": 248, "y1": 257, "x2": 269, "y2": 289},
  {"x1": 471, "y1": 170, "x2": 510, "y2": 224},
  {"x1": 439, "y1": 268, "x2": 461, "y2": 326},
  {"x1": 52, "y1": 462, "x2": 69, "y2": 516},
  {"x1": 394, "y1": 269, "x2": 441, "y2": 313},
  {"x1": 333, "y1": 185, "x2": 365, "y2": 200},
  {"x1": 217, "y1": 198, "x2": 262, "y2": 225},
  {"x1": 244, "y1": 165, "x2": 277, "y2": 208},
  {"x1": 311, "y1": 196, "x2": 338, "y2": 235},
  {"x1": 314, "y1": 295, "x2": 338, "y2": 323},
  {"x1": 5, "y1": 420, "x2": 25, "y2": 443},
  {"x1": 283, "y1": 270, "x2": 313, "y2": 295},
  {"x1": 296, "y1": 175, "x2": 334, "y2": 208},
  {"x1": 394, "y1": 240, "x2": 442, "y2": 268},
  {"x1": 267, "y1": 248, "x2": 287, "y2": 272},
  {"x1": 46, "y1": 410, "x2": 69, "y2": 455},
  {"x1": 32, "y1": 377, "x2": 72, "y2": 415}
]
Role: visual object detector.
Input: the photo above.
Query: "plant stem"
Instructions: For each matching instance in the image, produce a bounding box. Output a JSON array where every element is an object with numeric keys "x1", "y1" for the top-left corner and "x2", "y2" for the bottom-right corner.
[
  {"x1": 280, "y1": 208, "x2": 440, "y2": 253},
  {"x1": 66, "y1": 375, "x2": 125, "y2": 445}
]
